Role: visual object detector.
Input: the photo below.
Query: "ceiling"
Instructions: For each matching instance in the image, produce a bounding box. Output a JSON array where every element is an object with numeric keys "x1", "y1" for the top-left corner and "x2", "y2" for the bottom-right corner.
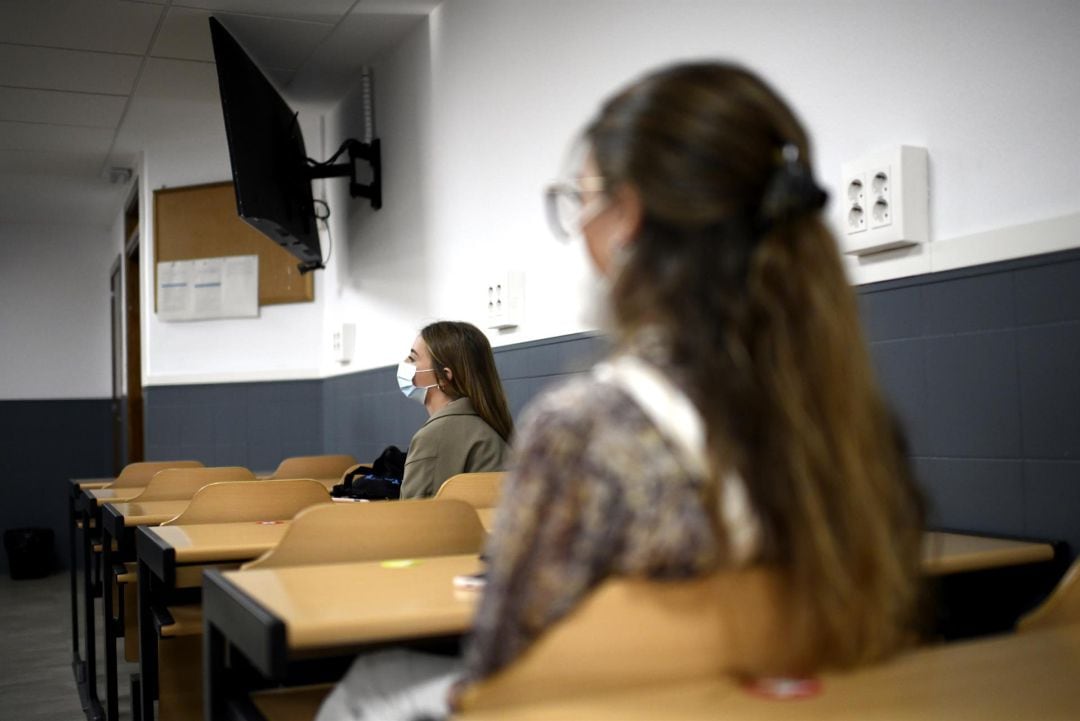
[{"x1": 0, "y1": 0, "x2": 437, "y2": 228}]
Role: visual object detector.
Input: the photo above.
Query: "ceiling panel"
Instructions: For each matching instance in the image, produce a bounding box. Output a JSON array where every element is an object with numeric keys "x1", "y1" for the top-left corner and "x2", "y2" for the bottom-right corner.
[
  {"x1": 174, "y1": 0, "x2": 354, "y2": 24},
  {"x1": 152, "y1": 6, "x2": 219, "y2": 62},
  {"x1": 0, "y1": 87, "x2": 126, "y2": 128},
  {"x1": 287, "y1": 13, "x2": 422, "y2": 103},
  {"x1": 112, "y1": 58, "x2": 225, "y2": 156},
  {"x1": 0, "y1": 0, "x2": 163, "y2": 55},
  {"x1": 353, "y1": 0, "x2": 441, "y2": 15},
  {"x1": 213, "y1": 13, "x2": 337, "y2": 72},
  {"x1": 0, "y1": 45, "x2": 141, "y2": 95},
  {"x1": 0, "y1": 121, "x2": 115, "y2": 154}
]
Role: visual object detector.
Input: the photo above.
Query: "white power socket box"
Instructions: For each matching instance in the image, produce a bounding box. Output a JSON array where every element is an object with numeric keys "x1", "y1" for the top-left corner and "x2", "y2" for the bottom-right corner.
[
  {"x1": 486, "y1": 271, "x2": 524, "y2": 330},
  {"x1": 840, "y1": 146, "x2": 929, "y2": 256},
  {"x1": 331, "y1": 323, "x2": 355, "y2": 364}
]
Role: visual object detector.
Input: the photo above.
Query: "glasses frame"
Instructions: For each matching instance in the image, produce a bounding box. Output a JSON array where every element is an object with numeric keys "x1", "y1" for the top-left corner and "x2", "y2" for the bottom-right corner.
[{"x1": 543, "y1": 176, "x2": 607, "y2": 240}]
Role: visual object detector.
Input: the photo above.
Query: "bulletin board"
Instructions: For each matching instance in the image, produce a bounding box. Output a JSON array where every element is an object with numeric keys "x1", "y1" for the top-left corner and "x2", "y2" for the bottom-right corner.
[{"x1": 153, "y1": 181, "x2": 314, "y2": 308}]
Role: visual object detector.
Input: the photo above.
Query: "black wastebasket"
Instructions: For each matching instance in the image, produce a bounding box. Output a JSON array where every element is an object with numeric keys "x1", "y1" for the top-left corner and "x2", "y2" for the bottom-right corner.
[{"x1": 4, "y1": 527, "x2": 55, "y2": 580}]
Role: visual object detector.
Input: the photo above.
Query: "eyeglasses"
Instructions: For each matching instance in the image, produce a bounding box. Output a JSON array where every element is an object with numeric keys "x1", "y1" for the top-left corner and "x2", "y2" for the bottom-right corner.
[{"x1": 543, "y1": 176, "x2": 607, "y2": 240}]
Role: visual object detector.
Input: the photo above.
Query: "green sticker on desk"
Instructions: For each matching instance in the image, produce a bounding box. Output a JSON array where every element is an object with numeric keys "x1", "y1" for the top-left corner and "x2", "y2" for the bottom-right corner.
[{"x1": 381, "y1": 559, "x2": 421, "y2": 569}]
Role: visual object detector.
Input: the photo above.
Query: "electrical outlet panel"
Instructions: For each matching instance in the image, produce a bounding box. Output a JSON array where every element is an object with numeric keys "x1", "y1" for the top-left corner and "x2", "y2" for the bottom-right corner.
[
  {"x1": 486, "y1": 271, "x2": 524, "y2": 330},
  {"x1": 840, "y1": 146, "x2": 928, "y2": 256}
]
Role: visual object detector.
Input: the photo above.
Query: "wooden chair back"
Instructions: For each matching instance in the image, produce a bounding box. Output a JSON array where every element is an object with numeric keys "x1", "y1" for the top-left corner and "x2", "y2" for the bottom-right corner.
[
  {"x1": 458, "y1": 568, "x2": 798, "y2": 712},
  {"x1": 110, "y1": 460, "x2": 204, "y2": 489},
  {"x1": 1018, "y1": 558, "x2": 1080, "y2": 632},
  {"x1": 161, "y1": 479, "x2": 331, "y2": 525},
  {"x1": 269, "y1": 454, "x2": 357, "y2": 481},
  {"x1": 129, "y1": 467, "x2": 254, "y2": 503},
  {"x1": 433, "y1": 472, "x2": 505, "y2": 509},
  {"x1": 242, "y1": 499, "x2": 486, "y2": 570}
]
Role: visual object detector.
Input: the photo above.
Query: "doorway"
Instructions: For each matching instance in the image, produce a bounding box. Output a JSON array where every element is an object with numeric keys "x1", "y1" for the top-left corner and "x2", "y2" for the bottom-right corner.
[{"x1": 109, "y1": 188, "x2": 145, "y2": 469}]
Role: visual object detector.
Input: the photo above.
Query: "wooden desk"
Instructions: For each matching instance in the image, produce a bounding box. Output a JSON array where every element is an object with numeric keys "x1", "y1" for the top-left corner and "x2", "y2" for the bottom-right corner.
[
  {"x1": 68, "y1": 477, "x2": 115, "y2": 721},
  {"x1": 922, "y1": 531, "x2": 1056, "y2": 575},
  {"x1": 203, "y1": 554, "x2": 482, "y2": 720},
  {"x1": 97, "y1": 500, "x2": 188, "y2": 721},
  {"x1": 133, "y1": 521, "x2": 291, "y2": 721},
  {"x1": 455, "y1": 624, "x2": 1080, "y2": 720}
]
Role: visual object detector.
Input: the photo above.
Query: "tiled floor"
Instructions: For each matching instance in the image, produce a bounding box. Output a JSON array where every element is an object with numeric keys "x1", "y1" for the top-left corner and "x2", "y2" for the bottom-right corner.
[{"x1": 0, "y1": 570, "x2": 136, "y2": 721}]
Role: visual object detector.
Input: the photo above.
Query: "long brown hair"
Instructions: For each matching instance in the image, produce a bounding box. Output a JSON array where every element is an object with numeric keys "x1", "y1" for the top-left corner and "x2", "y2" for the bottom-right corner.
[
  {"x1": 421, "y1": 321, "x2": 514, "y2": 443},
  {"x1": 586, "y1": 62, "x2": 924, "y2": 668}
]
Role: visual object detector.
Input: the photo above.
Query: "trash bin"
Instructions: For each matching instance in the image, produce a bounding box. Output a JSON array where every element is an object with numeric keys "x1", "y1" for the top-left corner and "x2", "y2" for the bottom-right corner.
[{"x1": 4, "y1": 527, "x2": 55, "y2": 580}]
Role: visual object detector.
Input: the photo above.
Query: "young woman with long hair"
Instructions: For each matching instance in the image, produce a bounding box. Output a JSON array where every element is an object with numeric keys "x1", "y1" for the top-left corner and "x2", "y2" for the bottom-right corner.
[{"x1": 397, "y1": 320, "x2": 513, "y2": 498}]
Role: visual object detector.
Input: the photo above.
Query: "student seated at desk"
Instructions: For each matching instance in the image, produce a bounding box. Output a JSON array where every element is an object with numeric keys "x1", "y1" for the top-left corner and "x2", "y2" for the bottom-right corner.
[
  {"x1": 397, "y1": 321, "x2": 513, "y2": 499},
  {"x1": 317, "y1": 62, "x2": 925, "y2": 720}
]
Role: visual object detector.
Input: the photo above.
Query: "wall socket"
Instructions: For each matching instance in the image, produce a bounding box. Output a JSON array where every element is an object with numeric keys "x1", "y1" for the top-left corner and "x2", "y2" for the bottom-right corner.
[
  {"x1": 840, "y1": 145, "x2": 928, "y2": 256},
  {"x1": 486, "y1": 271, "x2": 524, "y2": 330},
  {"x1": 331, "y1": 322, "x2": 355, "y2": 364}
]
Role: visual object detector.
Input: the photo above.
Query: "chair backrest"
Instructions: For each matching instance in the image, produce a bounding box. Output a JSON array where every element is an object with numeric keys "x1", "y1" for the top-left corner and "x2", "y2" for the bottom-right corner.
[
  {"x1": 242, "y1": 498, "x2": 486, "y2": 570},
  {"x1": 1018, "y1": 557, "x2": 1080, "y2": 632},
  {"x1": 433, "y1": 472, "x2": 505, "y2": 509},
  {"x1": 269, "y1": 454, "x2": 358, "y2": 481},
  {"x1": 459, "y1": 569, "x2": 798, "y2": 712},
  {"x1": 129, "y1": 467, "x2": 255, "y2": 502},
  {"x1": 161, "y1": 479, "x2": 331, "y2": 525},
  {"x1": 110, "y1": 460, "x2": 204, "y2": 489}
]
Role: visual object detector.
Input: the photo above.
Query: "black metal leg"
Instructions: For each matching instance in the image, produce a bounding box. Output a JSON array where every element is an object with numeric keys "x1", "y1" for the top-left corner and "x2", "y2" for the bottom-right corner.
[
  {"x1": 82, "y1": 506, "x2": 104, "y2": 721},
  {"x1": 70, "y1": 488, "x2": 83, "y2": 678},
  {"x1": 103, "y1": 528, "x2": 119, "y2": 721},
  {"x1": 131, "y1": 673, "x2": 142, "y2": 721},
  {"x1": 137, "y1": 559, "x2": 158, "y2": 721},
  {"x1": 204, "y1": 621, "x2": 225, "y2": 721}
]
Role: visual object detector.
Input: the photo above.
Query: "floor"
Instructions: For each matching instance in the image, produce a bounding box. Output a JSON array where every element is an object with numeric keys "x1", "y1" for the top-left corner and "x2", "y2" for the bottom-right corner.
[{"x1": 0, "y1": 570, "x2": 137, "y2": 721}]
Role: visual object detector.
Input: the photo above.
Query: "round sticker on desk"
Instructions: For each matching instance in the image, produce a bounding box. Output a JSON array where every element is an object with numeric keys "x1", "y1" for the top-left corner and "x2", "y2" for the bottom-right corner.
[
  {"x1": 743, "y1": 677, "x2": 822, "y2": 700},
  {"x1": 381, "y1": 559, "x2": 420, "y2": 569}
]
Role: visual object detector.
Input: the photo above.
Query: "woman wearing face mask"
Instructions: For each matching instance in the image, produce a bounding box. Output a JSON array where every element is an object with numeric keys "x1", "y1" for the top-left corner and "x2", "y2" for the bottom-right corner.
[
  {"x1": 396, "y1": 320, "x2": 513, "y2": 499},
  {"x1": 316, "y1": 62, "x2": 924, "y2": 721}
]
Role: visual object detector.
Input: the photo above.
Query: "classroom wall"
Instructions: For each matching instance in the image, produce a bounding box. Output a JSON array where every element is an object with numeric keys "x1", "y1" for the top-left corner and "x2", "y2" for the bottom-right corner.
[
  {"x1": 317, "y1": 0, "x2": 1080, "y2": 377},
  {"x1": 134, "y1": 57, "x2": 329, "y2": 388},
  {"x1": 0, "y1": 222, "x2": 115, "y2": 399},
  {"x1": 863, "y1": 247, "x2": 1080, "y2": 558}
]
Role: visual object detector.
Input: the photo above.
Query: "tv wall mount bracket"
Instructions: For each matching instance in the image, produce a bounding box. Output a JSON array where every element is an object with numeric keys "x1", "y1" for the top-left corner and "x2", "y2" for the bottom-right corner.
[{"x1": 307, "y1": 138, "x2": 382, "y2": 210}]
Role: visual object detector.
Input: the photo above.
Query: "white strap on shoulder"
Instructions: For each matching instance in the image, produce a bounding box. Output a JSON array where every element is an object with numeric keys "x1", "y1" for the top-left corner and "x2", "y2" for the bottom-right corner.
[{"x1": 594, "y1": 356, "x2": 761, "y2": 564}]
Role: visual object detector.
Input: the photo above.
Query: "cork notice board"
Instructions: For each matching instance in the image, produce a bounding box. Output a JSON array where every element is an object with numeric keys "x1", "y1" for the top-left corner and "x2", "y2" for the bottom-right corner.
[{"x1": 154, "y1": 181, "x2": 314, "y2": 307}]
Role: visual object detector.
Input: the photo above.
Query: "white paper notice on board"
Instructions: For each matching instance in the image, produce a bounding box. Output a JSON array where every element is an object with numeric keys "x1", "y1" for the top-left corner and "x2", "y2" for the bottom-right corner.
[
  {"x1": 156, "y1": 255, "x2": 259, "y2": 321},
  {"x1": 157, "y1": 261, "x2": 191, "y2": 321}
]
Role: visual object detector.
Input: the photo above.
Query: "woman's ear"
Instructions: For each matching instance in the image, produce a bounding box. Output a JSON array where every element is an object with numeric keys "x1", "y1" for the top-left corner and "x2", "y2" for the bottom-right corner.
[
  {"x1": 609, "y1": 183, "x2": 643, "y2": 251},
  {"x1": 442, "y1": 367, "x2": 454, "y2": 385}
]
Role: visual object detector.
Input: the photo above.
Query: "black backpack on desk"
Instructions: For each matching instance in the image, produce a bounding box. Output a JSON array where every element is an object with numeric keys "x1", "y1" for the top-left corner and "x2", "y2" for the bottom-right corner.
[{"x1": 331, "y1": 445, "x2": 406, "y2": 500}]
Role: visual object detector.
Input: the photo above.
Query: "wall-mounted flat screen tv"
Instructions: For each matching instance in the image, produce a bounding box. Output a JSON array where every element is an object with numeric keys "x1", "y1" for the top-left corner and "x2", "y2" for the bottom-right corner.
[{"x1": 209, "y1": 17, "x2": 322, "y2": 271}]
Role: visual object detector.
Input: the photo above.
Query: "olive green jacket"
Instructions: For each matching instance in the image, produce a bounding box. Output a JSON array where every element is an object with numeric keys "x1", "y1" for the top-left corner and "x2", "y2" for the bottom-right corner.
[{"x1": 400, "y1": 397, "x2": 511, "y2": 499}]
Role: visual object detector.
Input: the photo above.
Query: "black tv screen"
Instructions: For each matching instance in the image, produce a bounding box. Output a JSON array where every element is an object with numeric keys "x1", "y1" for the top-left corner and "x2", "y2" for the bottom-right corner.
[{"x1": 209, "y1": 17, "x2": 321, "y2": 269}]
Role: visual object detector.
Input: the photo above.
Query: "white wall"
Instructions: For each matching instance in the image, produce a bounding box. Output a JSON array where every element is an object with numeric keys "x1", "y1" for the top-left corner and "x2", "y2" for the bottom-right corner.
[
  {"x1": 0, "y1": 221, "x2": 116, "y2": 399},
  {"x1": 136, "y1": 59, "x2": 328, "y2": 387},
  {"x1": 315, "y1": 0, "x2": 1080, "y2": 375}
]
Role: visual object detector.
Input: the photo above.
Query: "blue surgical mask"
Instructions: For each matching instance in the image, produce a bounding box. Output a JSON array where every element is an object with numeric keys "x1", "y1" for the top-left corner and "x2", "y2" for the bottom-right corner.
[{"x1": 396, "y1": 361, "x2": 438, "y2": 404}]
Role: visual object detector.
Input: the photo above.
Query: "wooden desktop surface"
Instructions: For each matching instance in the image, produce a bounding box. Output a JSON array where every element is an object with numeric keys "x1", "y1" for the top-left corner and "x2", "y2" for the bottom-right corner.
[
  {"x1": 148, "y1": 522, "x2": 290, "y2": 564},
  {"x1": 220, "y1": 554, "x2": 482, "y2": 649},
  {"x1": 922, "y1": 531, "x2": 1056, "y2": 575},
  {"x1": 455, "y1": 623, "x2": 1080, "y2": 721},
  {"x1": 74, "y1": 478, "x2": 114, "y2": 490},
  {"x1": 104, "y1": 500, "x2": 189, "y2": 527},
  {"x1": 86, "y1": 487, "x2": 143, "y2": 505}
]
